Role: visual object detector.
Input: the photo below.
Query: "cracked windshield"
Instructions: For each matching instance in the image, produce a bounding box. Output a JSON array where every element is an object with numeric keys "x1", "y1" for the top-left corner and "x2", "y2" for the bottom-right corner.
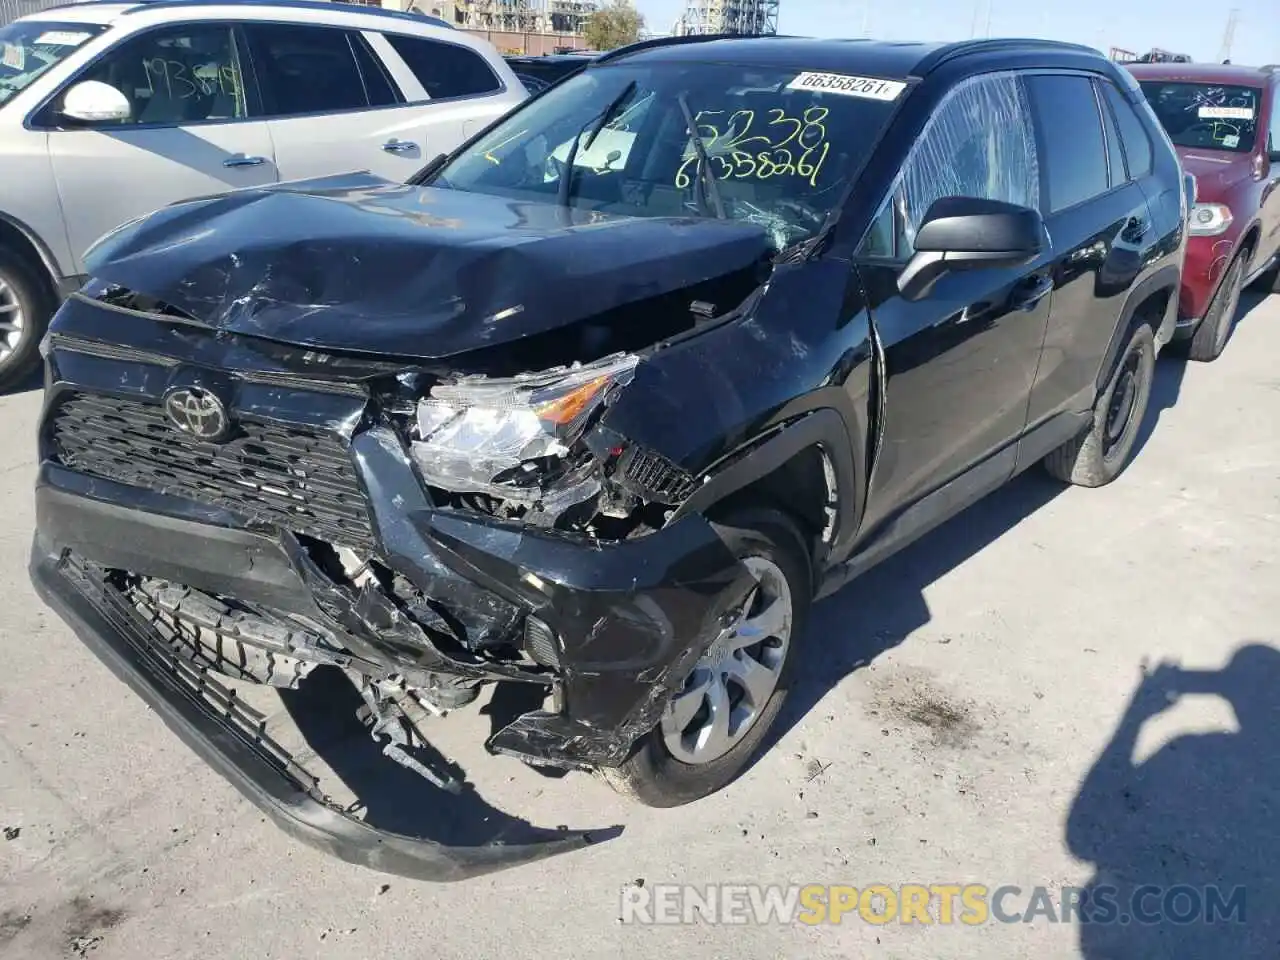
[
  {"x1": 0, "y1": 21, "x2": 105, "y2": 107},
  {"x1": 432, "y1": 62, "x2": 903, "y2": 250}
]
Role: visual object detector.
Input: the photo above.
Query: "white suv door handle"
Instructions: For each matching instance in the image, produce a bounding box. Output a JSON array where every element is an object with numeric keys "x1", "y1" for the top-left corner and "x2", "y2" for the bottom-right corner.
[
  {"x1": 382, "y1": 139, "x2": 417, "y2": 153},
  {"x1": 223, "y1": 154, "x2": 267, "y2": 168}
]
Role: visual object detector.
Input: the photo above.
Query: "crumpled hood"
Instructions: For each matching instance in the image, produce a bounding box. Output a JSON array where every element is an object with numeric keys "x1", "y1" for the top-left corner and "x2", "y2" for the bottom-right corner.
[
  {"x1": 84, "y1": 172, "x2": 773, "y2": 360},
  {"x1": 1177, "y1": 149, "x2": 1255, "y2": 201}
]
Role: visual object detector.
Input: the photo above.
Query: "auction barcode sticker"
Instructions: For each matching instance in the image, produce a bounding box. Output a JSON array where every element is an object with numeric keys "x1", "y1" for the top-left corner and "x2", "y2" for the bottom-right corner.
[
  {"x1": 35, "y1": 31, "x2": 93, "y2": 47},
  {"x1": 1198, "y1": 106, "x2": 1254, "y2": 120},
  {"x1": 787, "y1": 72, "x2": 907, "y2": 101}
]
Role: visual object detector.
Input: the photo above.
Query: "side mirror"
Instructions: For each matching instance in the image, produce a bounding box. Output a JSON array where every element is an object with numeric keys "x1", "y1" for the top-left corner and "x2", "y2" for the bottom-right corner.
[
  {"x1": 1269, "y1": 150, "x2": 1280, "y2": 164},
  {"x1": 897, "y1": 196, "x2": 1046, "y2": 302},
  {"x1": 60, "y1": 80, "x2": 132, "y2": 124}
]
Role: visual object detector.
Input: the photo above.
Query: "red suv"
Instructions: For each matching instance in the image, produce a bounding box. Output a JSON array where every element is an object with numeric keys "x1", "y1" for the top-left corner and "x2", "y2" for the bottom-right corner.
[{"x1": 1128, "y1": 62, "x2": 1280, "y2": 360}]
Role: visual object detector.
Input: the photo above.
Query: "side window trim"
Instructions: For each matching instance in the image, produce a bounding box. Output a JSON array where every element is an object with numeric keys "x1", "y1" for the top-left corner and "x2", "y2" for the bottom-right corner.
[
  {"x1": 1101, "y1": 79, "x2": 1155, "y2": 179},
  {"x1": 1093, "y1": 77, "x2": 1130, "y2": 186},
  {"x1": 349, "y1": 30, "x2": 402, "y2": 106},
  {"x1": 26, "y1": 20, "x2": 262, "y2": 131},
  {"x1": 362, "y1": 29, "x2": 423, "y2": 102}
]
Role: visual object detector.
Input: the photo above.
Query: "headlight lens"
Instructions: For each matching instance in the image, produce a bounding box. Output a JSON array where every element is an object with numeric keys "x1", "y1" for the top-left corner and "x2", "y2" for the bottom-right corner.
[
  {"x1": 1188, "y1": 202, "x2": 1232, "y2": 236},
  {"x1": 410, "y1": 353, "x2": 638, "y2": 500}
]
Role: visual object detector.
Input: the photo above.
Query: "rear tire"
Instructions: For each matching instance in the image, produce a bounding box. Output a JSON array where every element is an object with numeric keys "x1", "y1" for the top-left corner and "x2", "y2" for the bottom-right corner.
[
  {"x1": 0, "y1": 249, "x2": 51, "y2": 393},
  {"x1": 1043, "y1": 324, "x2": 1155, "y2": 488},
  {"x1": 601, "y1": 507, "x2": 811, "y2": 808},
  {"x1": 1187, "y1": 253, "x2": 1245, "y2": 362}
]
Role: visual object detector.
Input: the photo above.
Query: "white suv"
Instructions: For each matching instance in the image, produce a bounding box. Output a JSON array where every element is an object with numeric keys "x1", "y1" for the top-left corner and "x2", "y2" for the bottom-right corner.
[{"x1": 0, "y1": 0, "x2": 527, "y2": 388}]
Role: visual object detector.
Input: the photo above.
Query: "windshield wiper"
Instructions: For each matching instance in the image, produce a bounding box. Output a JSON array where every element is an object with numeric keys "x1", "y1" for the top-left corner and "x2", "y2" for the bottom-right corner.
[
  {"x1": 558, "y1": 80, "x2": 638, "y2": 208},
  {"x1": 676, "y1": 92, "x2": 726, "y2": 220}
]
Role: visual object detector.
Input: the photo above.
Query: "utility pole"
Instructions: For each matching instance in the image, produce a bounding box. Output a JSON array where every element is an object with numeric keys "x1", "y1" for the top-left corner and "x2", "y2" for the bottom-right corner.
[
  {"x1": 861, "y1": 1, "x2": 870, "y2": 38},
  {"x1": 1219, "y1": 8, "x2": 1239, "y2": 63},
  {"x1": 983, "y1": 0, "x2": 992, "y2": 38}
]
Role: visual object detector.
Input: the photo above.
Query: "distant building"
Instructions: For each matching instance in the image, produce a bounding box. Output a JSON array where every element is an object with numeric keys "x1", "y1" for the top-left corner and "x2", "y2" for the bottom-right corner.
[
  {"x1": 352, "y1": 0, "x2": 595, "y2": 55},
  {"x1": 674, "y1": 0, "x2": 779, "y2": 36},
  {"x1": 1108, "y1": 47, "x2": 1192, "y2": 64}
]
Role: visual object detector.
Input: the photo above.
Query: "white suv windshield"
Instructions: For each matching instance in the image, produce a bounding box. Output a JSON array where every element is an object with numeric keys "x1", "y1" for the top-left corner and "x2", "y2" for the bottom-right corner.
[
  {"x1": 432, "y1": 61, "x2": 902, "y2": 250},
  {"x1": 0, "y1": 21, "x2": 105, "y2": 108}
]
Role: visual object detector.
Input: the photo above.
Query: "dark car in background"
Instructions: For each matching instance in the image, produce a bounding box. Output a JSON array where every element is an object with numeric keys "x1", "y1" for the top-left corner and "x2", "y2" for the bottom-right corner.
[
  {"x1": 504, "y1": 51, "x2": 598, "y2": 94},
  {"x1": 1128, "y1": 62, "x2": 1280, "y2": 360},
  {"x1": 32, "y1": 35, "x2": 1186, "y2": 881}
]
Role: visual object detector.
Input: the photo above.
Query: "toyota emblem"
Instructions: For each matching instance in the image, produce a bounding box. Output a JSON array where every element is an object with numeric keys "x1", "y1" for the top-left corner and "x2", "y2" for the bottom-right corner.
[{"x1": 163, "y1": 386, "x2": 230, "y2": 441}]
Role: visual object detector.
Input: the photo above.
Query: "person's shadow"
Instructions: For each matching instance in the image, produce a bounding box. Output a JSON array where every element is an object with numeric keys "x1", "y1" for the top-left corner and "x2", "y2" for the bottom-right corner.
[{"x1": 1066, "y1": 644, "x2": 1280, "y2": 958}]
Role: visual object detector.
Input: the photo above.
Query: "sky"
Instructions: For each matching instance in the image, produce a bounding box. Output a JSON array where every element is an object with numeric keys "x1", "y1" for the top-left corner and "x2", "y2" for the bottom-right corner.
[{"x1": 634, "y1": 0, "x2": 1279, "y2": 68}]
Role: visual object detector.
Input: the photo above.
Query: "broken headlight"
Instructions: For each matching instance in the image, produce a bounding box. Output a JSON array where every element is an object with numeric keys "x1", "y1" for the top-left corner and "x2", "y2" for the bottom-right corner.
[{"x1": 409, "y1": 354, "x2": 638, "y2": 507}]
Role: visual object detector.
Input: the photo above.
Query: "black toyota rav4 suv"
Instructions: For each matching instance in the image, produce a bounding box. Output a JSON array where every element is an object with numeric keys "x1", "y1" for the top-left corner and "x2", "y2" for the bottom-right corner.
[{"x1": 32, "y1": 36, "x2": 1187, "y2": 880}]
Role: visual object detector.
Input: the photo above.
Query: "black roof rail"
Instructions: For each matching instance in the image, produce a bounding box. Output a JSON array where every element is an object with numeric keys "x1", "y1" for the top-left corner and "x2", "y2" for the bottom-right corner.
[
  {"x1": 594, "y1": 32, "x2": 777, "y2": 65},
  {"x1": 1261, "y1": 64, "x2": 1279, "y2": 74},
  {"x1": 917, "y1": 37, "x2": 1105, "y2": 75}
]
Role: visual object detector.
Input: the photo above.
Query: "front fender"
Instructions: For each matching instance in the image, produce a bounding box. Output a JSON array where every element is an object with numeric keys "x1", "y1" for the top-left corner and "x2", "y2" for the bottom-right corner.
[{"x1": 669, "y1": 407, "x2": 862, "y2": 559}]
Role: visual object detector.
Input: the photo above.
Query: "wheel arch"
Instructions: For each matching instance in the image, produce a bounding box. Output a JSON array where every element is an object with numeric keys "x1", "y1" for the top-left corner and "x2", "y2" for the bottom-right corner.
[
  {"x1": 668, "y1": 408, "x2": 863, "y2": 575},
  {"x1": 1094, "y1": 264, "x2": 1178, "y2": 392},
  {"x1": 0, "y1": 212, "x2": 62, "y2": 303}
]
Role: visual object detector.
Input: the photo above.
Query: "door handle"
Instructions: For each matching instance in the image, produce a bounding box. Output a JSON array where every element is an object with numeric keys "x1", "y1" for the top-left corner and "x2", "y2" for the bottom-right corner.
[
  {"x1": 223, "y1": 154, "x2": 267, "y2": 168},
  {"x1": 1123, "y1": 216, "x2": 1150, "y2": 241},
  {"x1": 382, "y1": 138, "x2": 417, "y2": 153},
  {"x1": 1010, "y1": 275, "x2": 1053, "y2": 311}
]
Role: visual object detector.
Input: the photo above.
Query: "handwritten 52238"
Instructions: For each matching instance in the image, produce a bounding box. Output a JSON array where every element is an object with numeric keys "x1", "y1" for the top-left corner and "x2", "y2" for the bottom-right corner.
[{"x1": 675, "y1": 106, "x2": 831, "y2": 189}]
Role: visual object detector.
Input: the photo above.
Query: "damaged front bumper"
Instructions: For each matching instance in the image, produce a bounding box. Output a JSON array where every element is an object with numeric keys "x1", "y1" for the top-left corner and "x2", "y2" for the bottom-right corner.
[
  {"x1": 35, "y1": 337, "x2": 764, "y2": 762},
  {"x1": 29, "y1": 546, "x2": 613, "y2": 881},
  {"x1": 33, "y1": 443, "x2": 755, "y2": 769}
]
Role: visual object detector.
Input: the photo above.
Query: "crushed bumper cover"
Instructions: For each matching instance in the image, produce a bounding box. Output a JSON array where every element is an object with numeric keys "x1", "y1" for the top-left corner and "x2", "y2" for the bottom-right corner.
[{"x1": 29, "y1": 543, "x2": 616, "y2": 882}]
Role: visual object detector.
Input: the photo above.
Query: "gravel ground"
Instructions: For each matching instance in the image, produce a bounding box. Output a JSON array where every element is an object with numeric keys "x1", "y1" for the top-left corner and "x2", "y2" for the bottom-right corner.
[{"x1": 1, "y1": 290, "x2": 1277, "y2": 959}]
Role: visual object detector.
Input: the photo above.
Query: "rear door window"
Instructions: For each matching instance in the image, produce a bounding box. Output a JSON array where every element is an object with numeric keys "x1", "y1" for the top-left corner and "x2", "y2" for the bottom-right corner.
[
  {"x1": 1102, "y1": 81, "x2": 1153, "y2": 177},
  {"x1": 245, "y1": 23, "x2": 381, "y2": 116},
  {"x1": 1026, "y1": 74, "x2": 1110, "y2": 213},
  {"x1": 384, "y1": 34, "x2": 500, "y2": 100}
]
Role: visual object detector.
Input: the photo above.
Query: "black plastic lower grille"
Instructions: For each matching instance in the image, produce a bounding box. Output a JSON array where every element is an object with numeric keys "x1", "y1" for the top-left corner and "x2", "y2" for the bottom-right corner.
[{"x1": 51, "y1": 393, "x2": 376, "y2": 549}]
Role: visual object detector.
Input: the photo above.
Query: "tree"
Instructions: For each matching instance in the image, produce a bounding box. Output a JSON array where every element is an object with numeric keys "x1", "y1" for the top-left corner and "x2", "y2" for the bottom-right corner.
[{"x1": 584, "y1": 0, "x2": 645, "y2": 51}]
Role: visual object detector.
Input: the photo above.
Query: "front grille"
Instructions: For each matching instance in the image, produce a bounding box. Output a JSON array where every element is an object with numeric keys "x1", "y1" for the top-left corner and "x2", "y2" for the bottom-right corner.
[{"x1": 51, "y1": 394, "x2": 376, "y2": 550}]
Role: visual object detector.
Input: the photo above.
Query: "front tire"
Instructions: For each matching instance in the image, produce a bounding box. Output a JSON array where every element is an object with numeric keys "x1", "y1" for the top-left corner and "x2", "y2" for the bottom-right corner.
[
  {"x1": 1043, "y1": 324, "x2": 1155, "y2": 488},
  {"x1": 0, "y1": 249, "x2": 51, "y2": 393},
  {"x1": 601, "y1": 508, "x2": 811, "y2": 808},
  {"x1": 1187, "y1": 253, "x2": 1245, "y2": 362}
]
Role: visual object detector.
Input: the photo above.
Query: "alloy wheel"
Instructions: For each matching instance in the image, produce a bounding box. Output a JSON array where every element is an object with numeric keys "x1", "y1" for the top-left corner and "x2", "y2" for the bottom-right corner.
[
  {"x1": 0, "y1": 274, "x2": 25, "y2": 365},
  {"x1": 660, "y1": 556, "x2": 793, "y2": 765}
]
